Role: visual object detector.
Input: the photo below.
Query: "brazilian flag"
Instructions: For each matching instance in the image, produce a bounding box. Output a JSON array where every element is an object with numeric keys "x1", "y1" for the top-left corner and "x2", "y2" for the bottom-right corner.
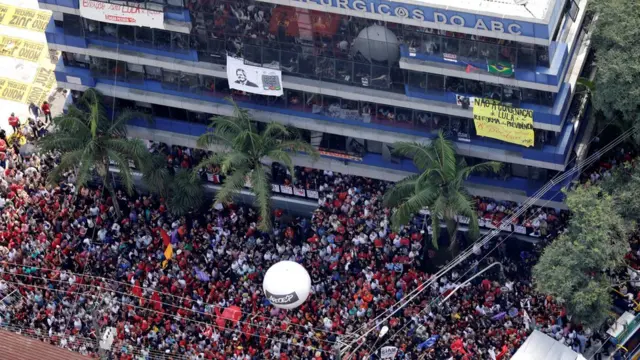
[{"x1": 487, "y1": 60, "x2": 514, "y2": 77}]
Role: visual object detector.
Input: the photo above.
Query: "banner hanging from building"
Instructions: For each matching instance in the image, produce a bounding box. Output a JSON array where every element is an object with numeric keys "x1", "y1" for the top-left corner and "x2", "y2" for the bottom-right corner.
[
  {"x1": 472, "y1": 98, "x2": 534, "y2": 147},
  {"x1": 226, "y1": 56, "x2": 283, "y2": 96},
  {"x1": 0, "y1": 69, "x2": 57, "y2": 105},
  {"x1": 0, "y1": 4, "x2": 51, "y2": 32},
  {"x1": 0, "y1": 35, "x2": 59, "y2": 70},
  {"x1": 79, "y1": 0, "x2": 164, "y2": 29}
]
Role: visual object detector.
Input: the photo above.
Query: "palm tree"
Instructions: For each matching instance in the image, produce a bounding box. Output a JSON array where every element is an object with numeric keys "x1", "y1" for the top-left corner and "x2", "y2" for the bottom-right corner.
[
  {"x1": 196, "y1": 98, "x2": 318, "y2": 231},
  {"x1": 38, "y1": 89, "x2": 156, "y2": 216},
  {"x1": 383, "y1": 131, "x2": 501, "y2": 249}
]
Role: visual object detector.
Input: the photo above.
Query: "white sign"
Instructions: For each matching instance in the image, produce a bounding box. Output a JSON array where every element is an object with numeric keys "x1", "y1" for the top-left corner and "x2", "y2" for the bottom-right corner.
[
  {"x1": 456, "y1": 94, "x2": 475, "y2": 107},
  {"x1": 380, "y1": 346, "x2": 398, "y2": 359},
  {"x1": 271, "y1": 184, "x2": 280, "y2": 192},
  {"x1": 226, "y1": 56, "x2": 283, "y2": 96},
  {"x1": 306, "y1": 190, "x2": 319, "y2": 199},
  {"x1": 514, "y1": 225, "x2": 527, "y2": 234},
  {"x1": 79, "y1": 0, "x2": 165, "y2": 29},
  {"x1": 293, "y1": 188, "x2": 306, "y2": 197},
  {"x1": 280, "y1": 185, "x2": 293, "y2": 195}
]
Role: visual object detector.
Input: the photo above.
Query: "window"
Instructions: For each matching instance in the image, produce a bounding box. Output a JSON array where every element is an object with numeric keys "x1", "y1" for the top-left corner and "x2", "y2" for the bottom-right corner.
[
  {"x1": 162, "y1": 70, "x2": 181, "y2": 89},
  {"x1": 136, "y1": 27, "x2": 154, "y2": 46},
  {"x1": 426, "y1": 74, "x2": 445, "y2": 93},
  {"x1": 517, "y1": 44, "x2": 536, "y2": 69},
  {"x1": 145, "y1": 65, "x2": 163, "y2": 81},
  {"x1": 407, "y1": 71, "x2": 426, "y2": 92},
  {"x1": 286, "y1": 90, "x2": 304, "y2": 109},
  {"x1": 478, "y1": 42, "x2": 497, "y2": 62},
  {"x1": 200, "y1": 75, "x2": 216, "y2": 95},
  {"x1": 484, "y1": 84, "x2": 502, "y2": 101},
  {"x1": 415, "y1": 111, "x2": 434, "y2": 131},
  {"x1": 445, "y1": 77, "x2": 464, "y2": 93},
  {"x1": 464, "y1": 79, "x2": 483, "y2": 97},
  {"x1": 127, "y1": 63, "x2": 145, "y2": 83}
]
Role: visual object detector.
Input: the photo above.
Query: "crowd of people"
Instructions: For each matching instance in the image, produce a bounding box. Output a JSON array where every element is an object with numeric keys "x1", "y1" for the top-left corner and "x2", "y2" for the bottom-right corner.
[{"x1": 0, "y1": 104, "x2": 637, "y2": 360}]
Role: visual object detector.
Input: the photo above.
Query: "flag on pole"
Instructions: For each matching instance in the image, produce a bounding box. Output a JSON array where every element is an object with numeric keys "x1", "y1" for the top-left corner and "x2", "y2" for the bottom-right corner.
[{"x1": 162, "y1": 244, "x2": 173, "y2": 268}]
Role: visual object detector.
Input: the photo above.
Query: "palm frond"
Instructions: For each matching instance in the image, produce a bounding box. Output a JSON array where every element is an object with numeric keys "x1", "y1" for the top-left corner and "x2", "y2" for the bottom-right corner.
[
  {"x1": 383, "y1": 174, "x2": 420, "y2": 208},
  {"x1": 458, "y1": 161, "x2": 502, "y2": 181},
  {"x1": 219, "y1": 151, "x2": 250, "y2": 175},
  {"x1": 193, "y1": 153, "x2": 226, "y2": 175},
  {"x1": 391, "y1": 142, "x2": 438, "y2": 171},
  {"x1": 51, "y1": 110, "x2": 91, "y2": 134},
  {"x1": 262, "y1": 122, "x2": 290, "y2": 140},
  {"x1": 274, "y1": 140, "x2": 319, "y2": 161},
  {"x1": 214, "y1": 166, "x2": 250, "y2": 205},
  {"x1": 46, "y1": 149, "x2": 86, "y2": 186},
  {"x1": 167, "y1": 170, "x2": 205, "y2": 216},
  {"x1": 108, "y1": 109, "x2": 153, "y2": 137},
  {"x1": 104, "y1": 138, "x2": 150, "y2": 164},
  {"x1": 250, "y1": 166, "x2": 272, "y2": 231},
  {"x1": 37, "y1": 133, "x2": 88, "y2": 153},
  {"x1": 430, "y1": 131, "x2": 457, "y2": 180},
  {"x1": 107, "y1": 150, "x2": 135, "y2": 195},
  {"x1": 390, "y1": 184, "x2": 439, "y2": 230},
  {"x1": 141, "y1": 154, "x2": 170, "y2": 196}
]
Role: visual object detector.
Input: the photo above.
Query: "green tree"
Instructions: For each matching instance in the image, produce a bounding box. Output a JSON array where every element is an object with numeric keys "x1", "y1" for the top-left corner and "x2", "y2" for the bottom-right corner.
[
  {"x1": 166, "y1": 170, "x2": 205, "y2": 216},
  {"x1": 533, "y1": 185, "x2": 629, "y2": 328},
  {"x1": 38, "y1": 89, "x2": 155, "y2": 216},
  {"x1": 590, "y1": 0, "x2": 640, "y2": 141},
  {"x1": 196, "y1": 98, "x2": 318, "y2": 231},
  {"x1": 141, "y1": 154, "x2": 205, "y2": 216},
  {"x1": 601, "y1": 160, "x2": 640, "y2": 225},
  {"x1": 383, "y1": 132, "x2": 501, "y2": 249}
]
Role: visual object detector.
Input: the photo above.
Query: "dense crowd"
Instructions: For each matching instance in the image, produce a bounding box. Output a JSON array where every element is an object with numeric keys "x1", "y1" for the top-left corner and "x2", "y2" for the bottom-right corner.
[{"x1": 0, "y1": 115, "x2": 635, "y2": 360}]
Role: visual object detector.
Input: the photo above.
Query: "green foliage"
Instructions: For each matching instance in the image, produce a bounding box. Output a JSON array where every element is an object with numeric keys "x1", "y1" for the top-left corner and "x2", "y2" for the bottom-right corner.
[
  {"x1": 533, "y1": 185, "x2": 629, "y2": 328},
  {"x1": 38, "y1": 89, "x2": 155, "y2": 215},
  {"x1": 601, "y1": 161, "x2": 640, "y2": 225},
  {"x1": 196, "y1": 98, "x2": 318, "y2": 231},
  {"x1": 590, "y1": 0, "x2": 640, "y2": 141},
  {"x1": 383, "y1": 132, "x2": 501, "y2": 249},
  {"x1": 166, "y1": 170, "x2": 205, "y2": 216}
]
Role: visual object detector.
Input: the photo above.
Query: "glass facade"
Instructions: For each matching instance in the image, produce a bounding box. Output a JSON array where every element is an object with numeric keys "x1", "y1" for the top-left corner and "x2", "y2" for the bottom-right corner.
[
  {"x1": 69, "y1": 53, "x2": 564, "y2": 148},
  {"x1": 61, "y1": 1, "x2": 552, "y2": 90}
]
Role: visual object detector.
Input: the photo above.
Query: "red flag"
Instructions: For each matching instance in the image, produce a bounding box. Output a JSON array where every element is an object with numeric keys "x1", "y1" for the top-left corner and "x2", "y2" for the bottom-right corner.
[
  {"x1": 465, "y1": 64, "x2": 474, "y2": 73},
  {"x1": 161, "y1": 230, "x2": 170, "y2": 247}
]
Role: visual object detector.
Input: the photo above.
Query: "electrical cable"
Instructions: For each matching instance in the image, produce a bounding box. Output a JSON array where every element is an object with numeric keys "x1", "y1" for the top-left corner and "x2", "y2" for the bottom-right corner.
[
  {"x1": 0, "y1": 270, "x2": 337, "y2": 348},
  {"x1": 0, "y1": 278, "x2": 334, "y2": 356},
  {"x1": 343, "y1": 122, "x2": 637, "y2": 353}
]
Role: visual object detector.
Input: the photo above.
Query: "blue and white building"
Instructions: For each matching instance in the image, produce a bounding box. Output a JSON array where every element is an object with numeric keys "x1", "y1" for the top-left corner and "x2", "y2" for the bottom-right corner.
[{"x1": 42, "y1": 0, "x2": 595, "y2": 208}]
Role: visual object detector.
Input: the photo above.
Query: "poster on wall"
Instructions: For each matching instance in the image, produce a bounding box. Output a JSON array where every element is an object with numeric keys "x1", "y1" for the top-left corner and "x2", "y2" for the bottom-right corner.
[
  {"x1": 79, "y1": 0, "x2": 165, "y2": 29},
  {"x1": 226, "y1": 56, "x2": 283, "y2": 96}
]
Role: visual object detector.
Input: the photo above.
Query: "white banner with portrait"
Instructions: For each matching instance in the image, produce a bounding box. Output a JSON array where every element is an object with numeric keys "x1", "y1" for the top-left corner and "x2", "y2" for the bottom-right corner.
[
  {"x1": 226, "y1": 56, "x2": 283, "y2": 96},
  {"x1": 80, "y1": 0, "x2": 164, "y2": 29}
]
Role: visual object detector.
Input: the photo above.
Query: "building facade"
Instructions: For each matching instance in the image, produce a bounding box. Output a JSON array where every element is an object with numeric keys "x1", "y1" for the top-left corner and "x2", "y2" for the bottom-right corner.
[{"x1": 42, "y1": 0, "x2": 594, "y2": 207}]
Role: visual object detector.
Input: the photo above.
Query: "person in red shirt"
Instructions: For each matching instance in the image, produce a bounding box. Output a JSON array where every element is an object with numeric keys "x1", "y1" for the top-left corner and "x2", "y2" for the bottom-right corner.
[
  {"x1": 8, "y1": 113, "x2": 19, "y2": 132},
  {"x1": 41, "y1": 101, "x2": 52, "y2": 122}
]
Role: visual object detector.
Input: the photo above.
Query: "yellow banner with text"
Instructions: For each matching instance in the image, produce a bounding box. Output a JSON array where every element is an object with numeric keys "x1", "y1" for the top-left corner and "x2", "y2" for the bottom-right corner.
[
  {"x1": 0, "y1": 34, "x2": 59, "y2": 70},
  {"x1": 472, "y1": 98, "x2": 534, "y2": 147},
  {"x1": 0, "y1": 4, "x2": 51, "y2": 32},
  {"x1": 0, "y1": 68, "x2": 57, "y2": 105}
]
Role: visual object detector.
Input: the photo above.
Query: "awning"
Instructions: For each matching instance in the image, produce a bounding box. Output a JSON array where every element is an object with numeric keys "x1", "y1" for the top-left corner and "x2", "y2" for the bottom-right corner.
[{"x1": 511, "y1": 330, "x2": 584, "y2": 360}]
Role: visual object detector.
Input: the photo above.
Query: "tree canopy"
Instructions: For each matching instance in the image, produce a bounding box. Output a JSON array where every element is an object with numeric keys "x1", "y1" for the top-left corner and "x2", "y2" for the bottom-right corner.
[
  {"x1": 196, "y1": 98, "x2": 317, "y2": 231},
  {"x1": 533, "y1": 185, "x2": 629, "y2": 328},
  {"x1": 590, "y1": 0, "x2": 640, "y2": 140},
  {"x1": 383, "y1": 132, "x2": 501, "y2": 249},
  {"x1": 38, "y1": 89, "x2": 156, "y2": 215}
]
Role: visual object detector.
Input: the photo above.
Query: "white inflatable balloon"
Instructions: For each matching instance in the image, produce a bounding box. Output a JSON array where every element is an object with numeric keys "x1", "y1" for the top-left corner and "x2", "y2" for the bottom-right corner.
[
  {"x1": 263, "y1": 260, "x2": 311, "y2": 309},
  {"x1": 351, "y1": 24, "x2": 400, "y2": 63}
]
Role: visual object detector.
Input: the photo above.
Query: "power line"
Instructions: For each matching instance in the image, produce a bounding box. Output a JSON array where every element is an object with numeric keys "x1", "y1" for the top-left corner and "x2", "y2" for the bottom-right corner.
[{"x1": 343, "y1": 122, "x2": 637, "y2": 353}]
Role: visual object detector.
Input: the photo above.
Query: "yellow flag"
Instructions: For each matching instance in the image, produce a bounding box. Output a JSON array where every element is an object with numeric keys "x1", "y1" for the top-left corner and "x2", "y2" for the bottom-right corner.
[{"x1": 162, "y1": 244, "x2": 173, "y2": 268}]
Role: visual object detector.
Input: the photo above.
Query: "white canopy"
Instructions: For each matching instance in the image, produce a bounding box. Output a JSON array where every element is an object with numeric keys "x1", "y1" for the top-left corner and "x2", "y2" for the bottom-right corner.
[{"x1": 511, "y1": 330, "x2": 587, "y2": 360}]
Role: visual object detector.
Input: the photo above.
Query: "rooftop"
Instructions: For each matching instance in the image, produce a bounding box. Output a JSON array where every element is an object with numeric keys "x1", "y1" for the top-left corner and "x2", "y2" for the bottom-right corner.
[
  {"x1": 396, "y1": 0, "x2": 554, "y2": 22},
  {"x1": 0, "y1": 330, "x2": 92, "y2": 360}
]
